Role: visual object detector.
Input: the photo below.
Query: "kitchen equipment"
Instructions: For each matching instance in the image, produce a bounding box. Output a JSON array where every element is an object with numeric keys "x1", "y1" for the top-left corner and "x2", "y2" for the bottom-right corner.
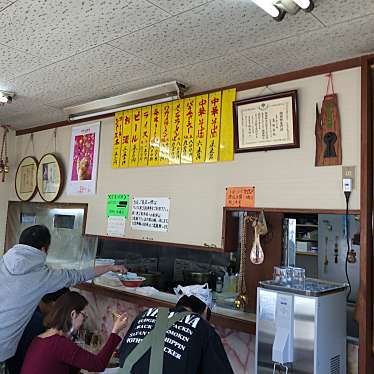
[
  {"x1": 182, "y1": 270, "x2": 212, "y2": 286},
  {"x1": 250, "y1": 211, "x2": 268, "y2": 265},
  {"x1": 323, "y1": 236, "x2": 329, "y2": 273},
  {"x1": 334, "y1": 236, "x2": 339, "y2": 263},
  {"x1": 256, "y1": 278, "x2": 347, "y2": 374},
  {"x1": 118, "y1": 275, "x2": 146, "y2": 288}
]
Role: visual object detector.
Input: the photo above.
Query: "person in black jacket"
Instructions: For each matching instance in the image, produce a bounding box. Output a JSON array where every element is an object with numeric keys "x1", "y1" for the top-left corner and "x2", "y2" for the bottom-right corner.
[
  {"x1": 6, "y1": 288, "x2": 69, "y2": 374},
  {"x1": 118, "y1": 284, "x2": 234, "y2": 374}
]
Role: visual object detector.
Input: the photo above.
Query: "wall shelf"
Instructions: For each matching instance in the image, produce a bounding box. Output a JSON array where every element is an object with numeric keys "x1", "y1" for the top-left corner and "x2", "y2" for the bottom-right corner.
[{"x1": 296, "y1": 251, "x2": 318, "y2": 257}]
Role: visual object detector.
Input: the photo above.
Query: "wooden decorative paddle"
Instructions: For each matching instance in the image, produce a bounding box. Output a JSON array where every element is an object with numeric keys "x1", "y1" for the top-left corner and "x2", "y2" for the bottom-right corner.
[{"x1": 315, "y1": 73, "x2": 342, "y2": 166}]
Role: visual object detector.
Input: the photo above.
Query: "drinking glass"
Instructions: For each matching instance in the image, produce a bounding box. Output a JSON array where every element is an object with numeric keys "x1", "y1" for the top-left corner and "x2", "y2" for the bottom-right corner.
[{"x1": 291, "y1": 267, "x2": 306, "y2": 289}]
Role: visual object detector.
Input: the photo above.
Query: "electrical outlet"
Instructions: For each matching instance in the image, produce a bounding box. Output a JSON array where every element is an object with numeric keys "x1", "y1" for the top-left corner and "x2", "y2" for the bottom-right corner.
[{"x1": 342, "y1": 166, "x2": 356, "y2": 189}]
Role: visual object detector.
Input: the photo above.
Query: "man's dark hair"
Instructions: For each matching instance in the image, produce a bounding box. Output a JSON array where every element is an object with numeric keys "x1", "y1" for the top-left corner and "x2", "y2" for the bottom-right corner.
[
  {"x1": 44, "y1": 291, "x2": 88, "y2": 333},
  {"x1": 41, "y1": 288, "x2": 69, "y2": 303},
  {"x1": 176, "y1": 295, "x2": 211, "y2": 320},
  {"x1": 19, "y1": 225, "x2": 51, "y2": 250}
]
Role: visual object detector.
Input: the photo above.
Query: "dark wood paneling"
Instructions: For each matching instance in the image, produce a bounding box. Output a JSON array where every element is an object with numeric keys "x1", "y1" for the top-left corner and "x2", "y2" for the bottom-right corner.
[
  {"x1": 75, "y1": 283, "x2": 256, "y2": 334},
  {"x1": 358, "y1": 55, "x2": 374, "y2": 374},
  {"x1": 224, "y1": 207, "x2": 359, "y2": 214},
  {"x1": 87, "y1": 234, "x2": 225, "y2": 253},
  {"x1": 242, "y1": 212, "x2": 283, "y2": 313},
  {"x1": 221, "y1": 208, "x2": 239, "y2": 252}
]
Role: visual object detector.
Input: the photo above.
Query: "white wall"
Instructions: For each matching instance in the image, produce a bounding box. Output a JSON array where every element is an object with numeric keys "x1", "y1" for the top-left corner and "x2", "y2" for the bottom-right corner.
[
  {"x1": 8, "y1": 67, "x2": 361, "y2": 248},
  {"x1": 0, "y1": 131, "x2": 15, "y2": 254}
]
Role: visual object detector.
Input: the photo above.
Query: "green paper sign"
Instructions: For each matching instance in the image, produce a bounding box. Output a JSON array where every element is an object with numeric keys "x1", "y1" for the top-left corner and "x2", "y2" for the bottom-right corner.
[{"x1": 106, "y1": 194, "x2": 129, "y2": 217}]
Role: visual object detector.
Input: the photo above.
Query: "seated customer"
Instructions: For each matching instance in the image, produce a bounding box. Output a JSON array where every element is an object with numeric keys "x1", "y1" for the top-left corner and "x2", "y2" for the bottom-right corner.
[
  {"x1": 21, "y1": 291, "x2": 128, "y2": 374},
  {"x1": 6, "y1": 288, "x2": 69, "y2": 374},
  {"x1": 118, "y1": 284, "x2": 234, "y2": 374}
]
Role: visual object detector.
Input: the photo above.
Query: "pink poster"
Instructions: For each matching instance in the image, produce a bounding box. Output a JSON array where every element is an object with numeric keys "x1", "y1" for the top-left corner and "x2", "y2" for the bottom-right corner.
[
  {"x1": 67, "y1": 122, "x2": 100, "y2": 195},
  {"x1": 71, "y1": 133, "x2": 96, "y2": 181}
]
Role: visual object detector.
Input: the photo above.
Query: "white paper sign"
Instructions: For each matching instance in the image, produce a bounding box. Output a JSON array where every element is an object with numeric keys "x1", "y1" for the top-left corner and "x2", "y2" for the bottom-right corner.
[
  {"x1": 107, "y1": 216, "x2": 126, "y2": 237},
  {"x1": 131, "y1": 197, "x2": 170, "y2": 232},
  {"x1": 67, "y1": 122, "x2": 101, "y2": 195}
]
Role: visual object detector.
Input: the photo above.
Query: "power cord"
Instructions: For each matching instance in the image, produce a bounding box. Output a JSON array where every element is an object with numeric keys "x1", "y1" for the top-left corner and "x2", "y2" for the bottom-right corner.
[{"x1": 344, "y1": 191, "x2": 352, "y2": 301}]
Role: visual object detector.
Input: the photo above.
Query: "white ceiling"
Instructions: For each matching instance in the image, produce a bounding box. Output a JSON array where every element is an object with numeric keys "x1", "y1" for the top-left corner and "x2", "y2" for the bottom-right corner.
[{"x1": 0, "y1": 0, "x2": 373, "y2": 129}]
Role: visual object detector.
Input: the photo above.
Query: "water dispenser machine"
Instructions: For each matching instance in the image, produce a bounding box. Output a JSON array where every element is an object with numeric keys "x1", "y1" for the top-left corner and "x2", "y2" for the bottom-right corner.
[{"x1": 255, "y1": 275, "x2": 347, "y2": 374}]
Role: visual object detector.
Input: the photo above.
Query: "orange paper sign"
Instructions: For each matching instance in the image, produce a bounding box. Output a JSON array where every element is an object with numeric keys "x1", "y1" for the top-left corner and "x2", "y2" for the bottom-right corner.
[{"x1": 225, "y1": 186, "x2": 255, "y2": 208}]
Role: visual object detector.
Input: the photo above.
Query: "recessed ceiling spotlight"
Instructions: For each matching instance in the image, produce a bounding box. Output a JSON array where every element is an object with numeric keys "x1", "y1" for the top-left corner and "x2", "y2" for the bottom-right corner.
[
  {"x1": 252, "y1": 0, "x2": 314, "y2": 21},
  {"x1": 0, "y1": 91, "x2": 15, "y2": 104}
]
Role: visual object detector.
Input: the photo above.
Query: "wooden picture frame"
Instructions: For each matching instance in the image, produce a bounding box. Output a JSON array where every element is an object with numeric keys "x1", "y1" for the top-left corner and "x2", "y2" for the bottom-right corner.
[
  {"x1": 15, "y1": 156, "x2": 38, "y2": 201},
  {"x1": 233, "y1": 90, "x2": 299, "y2": 153},
  {"x1": 36, "y1": 153, "x2": 64, "y2": 202}
]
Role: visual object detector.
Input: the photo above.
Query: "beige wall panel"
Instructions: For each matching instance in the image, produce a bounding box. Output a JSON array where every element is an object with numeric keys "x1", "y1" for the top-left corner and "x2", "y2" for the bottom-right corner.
[{"x1": 7, "y1": 68, "x2": 360, "y2": 248}]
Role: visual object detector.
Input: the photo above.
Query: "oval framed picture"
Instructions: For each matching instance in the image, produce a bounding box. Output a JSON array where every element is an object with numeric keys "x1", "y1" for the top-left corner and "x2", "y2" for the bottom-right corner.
[
  {"x1": 15, "y1": 156, "x2": 38, "y2": 201},
  {"x1": 36, "y1": 153, "x2": 64, "y2": 202}
]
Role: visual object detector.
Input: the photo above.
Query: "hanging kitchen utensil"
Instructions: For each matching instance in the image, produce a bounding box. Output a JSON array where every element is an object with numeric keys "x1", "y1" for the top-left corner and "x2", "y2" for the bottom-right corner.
[
  {"x1": 334, "y1": 236, "x2": 339, "y2": 264},
  {"x1": 250, "y1": 211, "x2": 267, "y2": 265},
  {"x1": 323, "y1": 236, "x2": 329, "y2": 273},
  {"x1": 315, "y1": 73, "x2": 342, "y2": 166},
  {"x1": 235, "y1": 214, "x2": 251, "y2": 310},
  {"x1": 0, "y1": 126, "x2": 9, "y2": 182}
]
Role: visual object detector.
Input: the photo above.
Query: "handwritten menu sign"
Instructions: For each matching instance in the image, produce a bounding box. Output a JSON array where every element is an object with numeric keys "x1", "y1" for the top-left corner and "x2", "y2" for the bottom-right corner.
[
  {"x1": 131, "y1": 197, "x2": 170, "y2": 232},
  {"x1": 106, "y1": 194, "x2": 129, "y2": 217},
  {"x1": 234, "y1": 91, "x2": 298, "y2": 152},
  {"x1": 226, "y1": 186, "x2": 255, "y2": 208}
]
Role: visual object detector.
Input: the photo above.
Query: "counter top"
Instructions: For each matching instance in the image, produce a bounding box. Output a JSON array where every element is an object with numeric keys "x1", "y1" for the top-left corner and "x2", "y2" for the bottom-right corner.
[{"x1": 76, "y1": 281, "x2": 256, "y2": 334}]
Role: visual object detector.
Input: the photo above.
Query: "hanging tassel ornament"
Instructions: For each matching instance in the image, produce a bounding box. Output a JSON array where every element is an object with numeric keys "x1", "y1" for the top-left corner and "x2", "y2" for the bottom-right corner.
[{"x1": 0, "y1": 126, "x2": 9, "y2": 182}]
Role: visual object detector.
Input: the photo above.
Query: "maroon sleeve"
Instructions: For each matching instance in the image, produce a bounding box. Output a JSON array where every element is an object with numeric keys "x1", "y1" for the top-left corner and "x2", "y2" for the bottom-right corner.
[{"x1": 57, "y1": 333, "x2": 122, "y2": 372}]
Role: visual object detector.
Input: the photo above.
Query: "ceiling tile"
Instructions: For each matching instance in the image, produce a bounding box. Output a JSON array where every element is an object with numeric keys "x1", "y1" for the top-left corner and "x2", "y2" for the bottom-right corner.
[
  {"x1": 148, "y1": 0, "x2": 212, "y2": 15},
  {"x1": 0, "y1": 0, "x2": 169, "y2": 62},
  {"x1": 312, "y1": 0, "x2": 374, "y2": 25},
  {"x1": 0, "y1": 1, "x2": 14, "y2": 11},
  {"x1": 242, "y1": 15, "x2": 374, "y2": 75},
  {"x1": 0, "y1": 44, "x2": 50, "y2": 80},
  {"x1": 11, "y1": 44, "x2": 164, "y2": 103},
  {"x1": 92, "y1": 53, "x2": 271, "y2": 97},
  {"x1": 109, "y1": 0, "x2": 322, "y2": 69}
]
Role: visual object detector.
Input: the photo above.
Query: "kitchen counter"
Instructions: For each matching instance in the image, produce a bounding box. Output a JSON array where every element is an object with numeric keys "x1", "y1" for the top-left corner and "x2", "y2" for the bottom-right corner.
[{"x1": 76, "y1": 281, "x2": 256, "y2": 334}]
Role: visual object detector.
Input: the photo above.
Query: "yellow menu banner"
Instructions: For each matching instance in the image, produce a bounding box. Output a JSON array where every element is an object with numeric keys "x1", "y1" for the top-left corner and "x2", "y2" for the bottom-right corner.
[
  {"x1": 112, "y1": 89, "x2": 236, "y2": 169},
  {"x1": 119, "y1": 110, "x2": 133, "y2": 168},
  {"x1": 129, "y1": 108, "x2": 142, "y2": 167},
  {"x1": 220, "y1": 88, "x2": 236, "y2": 161},
  {"x1": 159, "y1": 102, "x2": 173, "y2": 166},
  {"x1": 112, "y1": 111, "x2": 123, "y2": 168},
  {"x1": 170, "y1": 100, "x2": 184, "y2": 165},
  {"x1": 206, "y1": 91, "x2": 222, "y2": 163},
  {"x1": 193, "y1": 94, "x2": 209, "y2": 163},
  {"x1": 181, "y1": 97, "x2": 196, "y2": 164},
  {"x1": 138, "y1": 106, "x2": 152, "y2": 167},
  {"x1": 148, "y1": 104, "x2": 161, "y2": 166}
]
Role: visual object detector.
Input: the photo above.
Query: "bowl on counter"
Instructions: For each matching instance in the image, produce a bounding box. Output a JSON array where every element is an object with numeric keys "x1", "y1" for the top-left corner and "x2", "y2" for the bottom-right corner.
[
  {"x1": 182, "y1": 270, "x2": 213, "y2": 286},
  {"x1": 118, "y1": 275, "x2": 146, "y2": 288}
]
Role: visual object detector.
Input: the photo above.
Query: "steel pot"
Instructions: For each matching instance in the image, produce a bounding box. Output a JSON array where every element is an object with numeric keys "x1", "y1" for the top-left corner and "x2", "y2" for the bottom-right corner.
[{"x1": 182, "y1": 270, "x2": 212, "y2": 286}]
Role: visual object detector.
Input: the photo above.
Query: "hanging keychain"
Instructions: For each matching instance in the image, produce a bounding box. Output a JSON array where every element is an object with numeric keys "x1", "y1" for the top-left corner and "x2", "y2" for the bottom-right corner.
[
  {"x1": 334, "y1": 236, "x2": 339, "y2": 264},
  {"x1": 323, "y1": 236, "x2": 329, "y2": 273}
]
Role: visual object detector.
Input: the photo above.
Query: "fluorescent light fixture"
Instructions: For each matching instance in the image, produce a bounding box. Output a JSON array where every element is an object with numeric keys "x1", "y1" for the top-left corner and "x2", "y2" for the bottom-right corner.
[
  {"x1": 251, "y1": 0, "x2": 280, "y2": 18},
  {"x1": 291, "y1": 0, "x2": 311, "y2": 9},
  {"x1": 64, "y1": 81, "x2": 186, "y2": 121}
]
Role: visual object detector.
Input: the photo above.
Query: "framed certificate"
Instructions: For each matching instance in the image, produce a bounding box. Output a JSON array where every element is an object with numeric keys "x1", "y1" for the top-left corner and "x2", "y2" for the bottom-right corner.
[
  {"x1": 233, "y1": 90, "x2": 299, "y2": 153},
  {"x1": 15, "y1": 156, "x2": 38, "y2": 201},
  {"x1": 37, "y1": 153, "x2": 64, "y2": 202}
]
